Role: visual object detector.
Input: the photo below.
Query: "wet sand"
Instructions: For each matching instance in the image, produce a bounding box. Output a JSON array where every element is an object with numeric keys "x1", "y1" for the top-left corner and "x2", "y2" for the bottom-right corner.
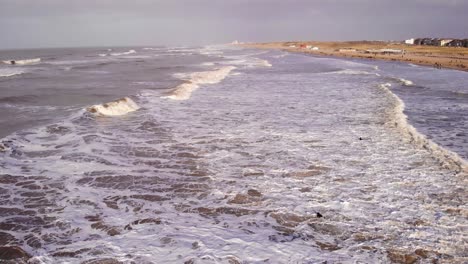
[{"x1": 240, "y1": 41, "x2": 468, "y2": 72}]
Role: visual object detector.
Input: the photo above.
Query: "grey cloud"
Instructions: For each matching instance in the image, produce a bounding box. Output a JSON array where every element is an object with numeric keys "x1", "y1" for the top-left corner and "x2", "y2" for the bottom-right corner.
[{"x1": 0, "y1": 0, "x2": 467, "y2": 49}]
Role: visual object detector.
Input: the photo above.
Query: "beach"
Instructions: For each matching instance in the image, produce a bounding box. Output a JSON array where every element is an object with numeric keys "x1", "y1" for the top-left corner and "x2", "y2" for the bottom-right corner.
[
  {"x1": 0, "y1": 46, "x2": 467, "y2": 263},
  {"x1": 241, "y1": 41, "x2": 468, "y2": 72}
]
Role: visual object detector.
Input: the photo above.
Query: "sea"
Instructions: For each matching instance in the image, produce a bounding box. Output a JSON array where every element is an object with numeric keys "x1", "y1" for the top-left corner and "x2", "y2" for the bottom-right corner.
[{"x1": 0, "y1": 45, "x2": 467, "y2": 263}]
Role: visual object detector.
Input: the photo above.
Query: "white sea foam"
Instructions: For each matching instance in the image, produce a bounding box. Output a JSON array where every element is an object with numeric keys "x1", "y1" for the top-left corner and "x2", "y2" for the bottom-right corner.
[
  {"x1": 258, "y1": 59, "x2": 272, "y2": 67},
  {"x1": 98, "y1": 53, "x2": 108, "y2": 57},
  {"x1": 86, "y1": 97, "x2": 140, "y2": 116},
  {"x1": 2, "y1": 58, "x2": 41, "y2": 65},
  {"x1": 201, "y1": 62, "x2": 215, "y2": 67},
  {"x1": 0, "y1": 68, "x2": 25, "y2": 77},
  {"x1": 163, "y1": 66, "x2": 236, "y2": 100},
  {"x1": 333, "y1": 69, "x2": 377, "y2": 75},
  {"x1": 222, "y1": 58, "x2": 272, "y2": 68},
  {"x1": 378, "y1": 83, "x2": 467, "y2": 173},
  {"x1": 110, "y1": 49, "x2": 136, "y2": 56},
  {"x1": 143, "y1": 47, "x2": 165, "y2": 51},
  {"x1": 398, "y1": 78, "x2": 413, "y2": 86}
]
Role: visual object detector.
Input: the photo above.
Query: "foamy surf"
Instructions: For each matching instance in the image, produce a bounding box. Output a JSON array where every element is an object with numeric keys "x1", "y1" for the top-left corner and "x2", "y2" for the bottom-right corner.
[
  {"x1": 2, "y1": 58, "x2": 41, "y2": 65},
  {"x1": 257, "y1": 59, "x2": 272, "y2": 67},
  {"x1": 398, "y1": 78, "x2": 413, "y2": 86},
  {"x1": 378, "y1": 83, "x2": 468, "y2": 173},
  {"x1": 86, "y1": 97, "x2": 140, "y2": 116},
  {"x1": 110, "y1": 49, "x2": 136, "y2": 56},
  {"x1": 334, "y1": 69, "x2": 377, "y2": 75},
  {"x1": 163, "y1": 66, "x2": 236, "y2": 100},
  {"x1": 0, "y1": 68, "x2": 25, "y2": 77}
]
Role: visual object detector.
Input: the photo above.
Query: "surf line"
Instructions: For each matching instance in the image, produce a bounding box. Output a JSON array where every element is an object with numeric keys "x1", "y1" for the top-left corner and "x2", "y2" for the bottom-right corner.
[
  {"x1": 378, "y1": 82, "x2": 468, "y2": 174},
  {"x1": 162, "y1": 66, "x2": 237, "y2": 100}
]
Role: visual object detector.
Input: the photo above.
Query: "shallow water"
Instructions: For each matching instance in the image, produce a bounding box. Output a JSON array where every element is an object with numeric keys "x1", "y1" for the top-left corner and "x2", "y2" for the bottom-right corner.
[{"x1": 0, "y1": 46, "x2": 467, "y2": 263}]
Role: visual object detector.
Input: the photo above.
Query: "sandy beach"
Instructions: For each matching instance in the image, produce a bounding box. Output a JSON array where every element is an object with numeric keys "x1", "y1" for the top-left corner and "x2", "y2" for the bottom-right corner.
[{"x1": 241, "y1": 41, "x2": 468, "y2": 72}]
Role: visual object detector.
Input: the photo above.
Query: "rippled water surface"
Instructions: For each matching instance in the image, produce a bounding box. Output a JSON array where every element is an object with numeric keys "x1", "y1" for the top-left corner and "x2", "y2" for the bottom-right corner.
[{"x1": 0, "y1": 46, "x2": 467, "y2": 263}]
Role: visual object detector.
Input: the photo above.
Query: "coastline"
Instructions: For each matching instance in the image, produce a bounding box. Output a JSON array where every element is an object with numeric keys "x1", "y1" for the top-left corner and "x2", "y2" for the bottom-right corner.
[{"x1": 240, "y1": 41, "x2": 468, "y2": 72}]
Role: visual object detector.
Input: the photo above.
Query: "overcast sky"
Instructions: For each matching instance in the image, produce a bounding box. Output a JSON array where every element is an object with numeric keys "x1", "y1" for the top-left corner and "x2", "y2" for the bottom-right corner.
[{"x1": 0, "y1": 0, "x2": 467, "y2": 49}]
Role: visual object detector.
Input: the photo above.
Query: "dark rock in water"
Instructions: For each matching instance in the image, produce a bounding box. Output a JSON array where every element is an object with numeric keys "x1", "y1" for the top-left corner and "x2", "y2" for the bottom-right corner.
[
  {"x1": 316, "y1": 212, "x2": 323, "y2": 218},
  {"x1": 0, "y1": 246, "x2": 31, "y2": 261},
  {"x1": 24, "y1": 234, "x2": 42, "y2": 248},
  {"x1": 247, "y1": 189, "x2": 262, "y2": 197},
  {"x1": 316, "y1": 241, "x2": 341, "y2": 251},
  {"x1": 359, "y1": 137, "x2": 363, "y2": 140},
  {"x1": 386, "y1": 249, "x2": 420, "y2": 264},
  {"x1": 0, "y1": 232, "x2": 17, "y2": 245}
]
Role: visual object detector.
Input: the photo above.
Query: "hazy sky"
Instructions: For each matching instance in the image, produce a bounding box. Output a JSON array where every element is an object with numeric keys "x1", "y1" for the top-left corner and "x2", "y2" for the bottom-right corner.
[{"x1": 1, "y1": 0, "x2": 467, "y2": 49}]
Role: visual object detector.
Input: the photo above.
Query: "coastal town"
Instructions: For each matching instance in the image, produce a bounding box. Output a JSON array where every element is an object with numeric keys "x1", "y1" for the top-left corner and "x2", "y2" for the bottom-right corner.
[
  {"x1": 242, "y1": 37, "x2": 468, "y2": 71},
  {"x1": 405, "y1": 38, "x2": 468, "y2": 47}
]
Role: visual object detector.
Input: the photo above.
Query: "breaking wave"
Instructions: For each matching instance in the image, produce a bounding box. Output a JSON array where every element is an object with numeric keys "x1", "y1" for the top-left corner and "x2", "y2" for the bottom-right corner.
[
  {"x1": 397, "y1": 78, "x2": 413, "y2": 86},
  {"x1": 110, "y1": 50, "x2": 136, "y2": 56},
  {"x1": 163, "y1": 66, "x2": 236, "y2": 100},
  {"x1": 334, "y1": 69, "x2": 378, "y2": 75},
  {"x1": 0, "y1": 68, "x2": 25, "y2": 77},
  {"x1": 86, "y1": 97, "x2": 140, "y2": 116},
  {"x1": 258, "y1": 59, "x2": 272, "y2": 67},
  {"x1": 378, "y1": 83, "x2": 467, "y2": 173},
  {"x1": 2, "y1": 58, "x2": 41, "y2": 65}
]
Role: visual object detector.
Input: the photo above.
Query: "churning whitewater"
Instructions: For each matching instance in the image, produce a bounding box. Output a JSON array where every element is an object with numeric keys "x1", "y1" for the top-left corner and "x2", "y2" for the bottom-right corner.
[{"x1": 0, "y1": 46, "x2": 467, "y2": 263}]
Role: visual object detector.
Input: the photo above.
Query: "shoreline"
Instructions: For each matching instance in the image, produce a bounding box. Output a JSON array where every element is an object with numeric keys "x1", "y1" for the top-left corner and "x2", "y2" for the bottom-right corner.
[{"x1": 240, "y1": 41, "x2": 468, "y2": 72}]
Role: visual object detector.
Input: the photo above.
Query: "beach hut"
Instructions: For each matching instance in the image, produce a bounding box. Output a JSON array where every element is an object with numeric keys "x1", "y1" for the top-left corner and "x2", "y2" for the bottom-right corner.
[
  {"x1": 421, "y1": 38, "x2": 433, "y2": 46},
  {"x1": 440, "y1": 39, "x2": 453, "y2": 46},
  {"x1": 463, "y1": 39, "x2": 468, "y2": 48},
  {"x1": 447, "y1": 39, "x2": 464, "y2": 47},
  {"x1": 431, "y1": 38, "x2": 441, "y2": 46},
  {"x1": 405, "y1": 38, "x2": 415, "y2": 45}
]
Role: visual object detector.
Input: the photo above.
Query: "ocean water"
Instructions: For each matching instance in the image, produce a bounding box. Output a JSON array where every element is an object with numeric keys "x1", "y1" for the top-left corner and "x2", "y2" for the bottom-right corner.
[{"x1": 0, "y1": 46, "x2": 467, "y2": 263}]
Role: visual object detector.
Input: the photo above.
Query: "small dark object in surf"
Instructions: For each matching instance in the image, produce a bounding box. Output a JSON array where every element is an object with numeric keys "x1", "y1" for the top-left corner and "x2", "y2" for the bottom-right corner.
[
  {"x1": 10, "y1": 61, "x2": 15, "y2": 65},
  {"x1": 359, "y1": 137, "x2": 363, "y2": 140},
  {"x1": 316, "y1": 212, "x2": 323, "y2": 218}
]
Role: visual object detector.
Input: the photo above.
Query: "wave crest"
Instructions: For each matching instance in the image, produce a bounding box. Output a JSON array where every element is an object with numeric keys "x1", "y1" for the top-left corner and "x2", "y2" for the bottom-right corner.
[
  {"x1": 398, "y1": 78, "x2": 413, "y2": 86},
  {"x1": 109, "y1": 50, "x2": 136, "y2": 56},
  {"x1": 163, "y1": 66, "x2": 236, "y2": 100},
  {"x1": 86, "y1": 97, "x2": 140, "y2": 116},
  {"x1": 0, "y1": 68, "x2": 25, "y2": 77},
  {"x1": 2, "y1": 58, "x2": 41, "y2": 65},
  {"x1": 378, "y1": 83, "x2": 467, "y2": 173}
]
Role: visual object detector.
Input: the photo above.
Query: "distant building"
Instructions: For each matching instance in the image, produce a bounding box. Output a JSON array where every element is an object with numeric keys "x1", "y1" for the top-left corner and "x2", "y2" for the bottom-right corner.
[
  {"x1": 447, "y1": 39, "x2": 464, "y2": 47},
  {"x1": 411, "y1": 37, "x2": 467, "y2": 48},
  {"x1": 421, "y1": 38, "x2": 433, "y2": 46},
  {"x1": 339, "y1": 48, "x2": 357, "y2": 53},
  {"x1": 431, "y1": 38, "x2": 441, "y2": 46},
  {"x1": 405, "y1": 38, "x2": 415, "y2": 45},
  {"x1": 367, "y1": 49, "x2": 404, "y2": 54},
  {"x1": 440, "y1": 39, "x2": 453, "y2": 46}
]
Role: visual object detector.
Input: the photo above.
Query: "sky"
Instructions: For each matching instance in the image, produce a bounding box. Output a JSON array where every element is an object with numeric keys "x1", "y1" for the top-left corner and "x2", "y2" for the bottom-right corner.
[{"x1": 0, "y1": 0, "x2": 467, "y2": 49}]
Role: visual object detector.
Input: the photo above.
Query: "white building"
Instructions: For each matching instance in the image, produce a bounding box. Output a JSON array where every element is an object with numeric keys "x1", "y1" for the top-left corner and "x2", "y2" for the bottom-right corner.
[
  {"x1": 440, "y1": 39, "x2": 453, "y2": 46},
  {"x1": 405, "y1": 38, "x2": 415, "y2": 45}
]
